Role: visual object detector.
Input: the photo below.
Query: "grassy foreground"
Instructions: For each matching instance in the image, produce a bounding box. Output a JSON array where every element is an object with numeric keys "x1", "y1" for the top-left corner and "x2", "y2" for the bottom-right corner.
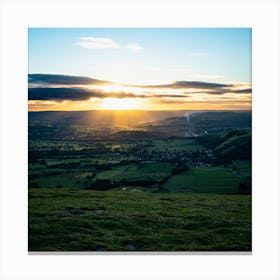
[{"x1": 29, "y1": 188, "x2": 251, "y2": 251}]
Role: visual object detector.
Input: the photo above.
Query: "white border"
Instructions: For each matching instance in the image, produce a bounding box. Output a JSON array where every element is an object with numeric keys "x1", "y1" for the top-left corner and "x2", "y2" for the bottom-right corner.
[{"x1": 1, "y1": 0, "x2": 280, "y2": 279}]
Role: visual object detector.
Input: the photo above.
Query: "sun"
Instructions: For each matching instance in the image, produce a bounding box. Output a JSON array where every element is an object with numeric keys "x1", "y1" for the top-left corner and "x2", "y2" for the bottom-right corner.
[{"x1": 99, "y1": 98, "x2": 143, "y2": 110}]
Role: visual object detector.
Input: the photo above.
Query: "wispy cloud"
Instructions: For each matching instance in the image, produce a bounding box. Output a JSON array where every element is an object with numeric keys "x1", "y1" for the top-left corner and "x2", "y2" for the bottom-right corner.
[
  {"x1": 137, "y1": 81, "x2": 232, "y2": 90},
  {"x1": 230, "y1": 88, "x2": 252, "y2": 94},
  {"x1": 77, "y1": 37, "x2": 143, "y2": 52},
  {"x1": 131, "y1": 80, "x2": 251, "y2": 95},
  {"x1": 77, "y1": 37, "x2": 120, "y2": 49}
]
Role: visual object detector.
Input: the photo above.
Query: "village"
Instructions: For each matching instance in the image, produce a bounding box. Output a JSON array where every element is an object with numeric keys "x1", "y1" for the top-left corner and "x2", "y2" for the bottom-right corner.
[{"x1": 106, "y1": 145, "x2": 215, "y2": 168}]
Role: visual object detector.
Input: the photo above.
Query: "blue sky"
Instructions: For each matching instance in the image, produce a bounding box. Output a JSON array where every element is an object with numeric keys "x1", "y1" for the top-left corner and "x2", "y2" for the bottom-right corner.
[
  {"x1": 29, "y1": 28, "x2": 251, "y2": 84},
  {"x1": 28, "y1": 28, "x2": 252, "y2": 111}
]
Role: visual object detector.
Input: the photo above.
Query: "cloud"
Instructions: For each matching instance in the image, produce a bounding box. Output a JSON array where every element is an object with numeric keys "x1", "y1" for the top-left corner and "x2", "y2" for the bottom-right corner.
[
  {"x1": 154, "y1": 94, "x2": 190, "y2": 98},
  {"x1": 77, "y1": 37, "x2": 120, "y2": 49},
  {"x1": 133, "y1": 81, "x2": 252, "y2": 95},
  {"x1": 28, "y1": 74, "x2": 111, "y2": 86},
  {"x1": 77, "y1": 37, "x2": 143, "y2": 52},
  {"x1": 28, "y1": 87, "x2": 150, "y2": 101},
  {"x1": 202, "y1": 88, "x2": 252, "y2": 95},
  {"x1": 170, "y1": 81, "x2": 231, "y2": 89},
  {"x1": 230, "y1": 88, "x2": 252, "y2": 94},
  {"x1": 28, "y1": 87, "x2": 99, "y2": 101},
  {"x1": 28, "y1": 74, "x2": 251, "y2": 102},
  {"x1": 125, "y1": 43, "x2": 143, "y2": 53},
  {"x1": 137, "y1": 81, "x2": 232, "y2": 89},
  {"x1": 28, "y1": 87, "x2": 192, "y2": 101}
]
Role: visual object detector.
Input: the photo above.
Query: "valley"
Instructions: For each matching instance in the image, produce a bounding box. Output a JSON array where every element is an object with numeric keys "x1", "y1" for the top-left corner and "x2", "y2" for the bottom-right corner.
[{"x1": 28, "y1": 110, "x2": 252, "y2": 251}]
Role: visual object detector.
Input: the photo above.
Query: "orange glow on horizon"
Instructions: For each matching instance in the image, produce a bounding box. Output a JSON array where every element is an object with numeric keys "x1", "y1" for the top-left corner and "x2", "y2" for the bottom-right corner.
[
  {"x1": 98, "y1": 98, "x2": 145, "y2": 110},
  {"x1": 28, "y1": 98, "x2": 252, "y2": 112}
]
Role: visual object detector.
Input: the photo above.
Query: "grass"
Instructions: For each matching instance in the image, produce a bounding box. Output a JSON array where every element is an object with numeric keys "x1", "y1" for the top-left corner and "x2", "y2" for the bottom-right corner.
[
  {"x1": 29, "y1": 188, "x2": 251, "y2": 251},
  {"x1": 32, "y1": 173, "x2": 82, "y2": 188},
  {"x1": 230, "y1": 161, "x2": 251, "y2": 177},
  {"x1": 163, "y1": 166, "x2": 247, "y2": 194},
  {"x1": 95, "y1": 162, "x2": 174, "y2": 182},
  {"x1": 215, "y1": 132, "x2": 251, "y2": 152}
]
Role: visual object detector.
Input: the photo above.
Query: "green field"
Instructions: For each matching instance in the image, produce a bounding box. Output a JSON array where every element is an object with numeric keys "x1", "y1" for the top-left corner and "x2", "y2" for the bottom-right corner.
[
  {"x1": 29, "y1": 160, "x2": 251, "y2": 193},
  {"x1": 29, "y1": 188, "x2": 251, "y2": 251},
  {"x1": 230, "y1": 161, "x2": 252, "y2": 177},
  {"x1": 163, "y1": 165, "x2": 250, "y2": 193},
  {"x1": 95, "y1": 162, "x2": 173, "y2": 182},
  {"x1": 31, "y1": 172, "x2": 93, "y2": 189}
]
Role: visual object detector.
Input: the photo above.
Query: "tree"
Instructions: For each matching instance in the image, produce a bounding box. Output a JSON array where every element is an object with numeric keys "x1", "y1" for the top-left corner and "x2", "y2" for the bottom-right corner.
[
  {"x1": 238, "y1": 176, "x2": 251, "y2": 194},
  {"x1": 85, "y1": 179, "x2": 115, "y2": 190}
]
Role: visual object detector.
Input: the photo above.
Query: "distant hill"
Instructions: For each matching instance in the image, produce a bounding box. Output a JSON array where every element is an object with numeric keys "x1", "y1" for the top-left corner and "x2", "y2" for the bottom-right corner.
[
  {"x1": 28, "y1": 110, "x2": 187, "y2": 128},
  {"x1": 29, "y1": 110, "x2": 252, "y2": 137},
  {"x1": 213, "y1": 130, "x2": 252, "y2": 161},
  {"x1": 143, "y1": 110, "x2": 252, "y2": 137}
]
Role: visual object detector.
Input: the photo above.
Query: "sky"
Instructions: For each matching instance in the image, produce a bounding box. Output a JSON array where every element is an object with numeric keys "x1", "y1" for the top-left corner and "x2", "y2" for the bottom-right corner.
[{"x1": 28, "y1": 28, "x2": 252, "y2": 111}]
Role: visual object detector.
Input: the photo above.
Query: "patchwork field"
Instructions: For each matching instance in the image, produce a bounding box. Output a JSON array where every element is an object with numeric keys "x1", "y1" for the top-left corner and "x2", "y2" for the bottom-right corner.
[{"x1": 28, "y1": 111, "x2": 252, "y2": 252}]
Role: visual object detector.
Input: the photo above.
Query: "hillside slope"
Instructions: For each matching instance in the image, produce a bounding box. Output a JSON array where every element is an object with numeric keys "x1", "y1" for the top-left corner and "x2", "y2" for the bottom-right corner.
[{"x1": 29, "y1": 189, "x2": 251, "y2": 251}]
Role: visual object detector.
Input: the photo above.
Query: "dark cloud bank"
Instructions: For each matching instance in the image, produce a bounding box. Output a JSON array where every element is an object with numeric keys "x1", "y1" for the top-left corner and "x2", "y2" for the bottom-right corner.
[
  {"x1": 28, "y1": 87, "x2": 147, "y2": 101},
  {"x1": 137, "y1": 81, "x2": 232, "y2": 89},
  {"x1": 28, "y1": 74, "x2": 110, "y2": 86},
  {"x1": 28, "y1": 74, "x2": 251, "y2": 101}
]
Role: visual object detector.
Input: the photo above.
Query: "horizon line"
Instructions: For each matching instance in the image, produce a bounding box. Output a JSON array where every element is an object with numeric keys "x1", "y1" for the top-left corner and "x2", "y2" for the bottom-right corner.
[{"x1": 28, "y1": 109, "x2": 252, "y2": 112}]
